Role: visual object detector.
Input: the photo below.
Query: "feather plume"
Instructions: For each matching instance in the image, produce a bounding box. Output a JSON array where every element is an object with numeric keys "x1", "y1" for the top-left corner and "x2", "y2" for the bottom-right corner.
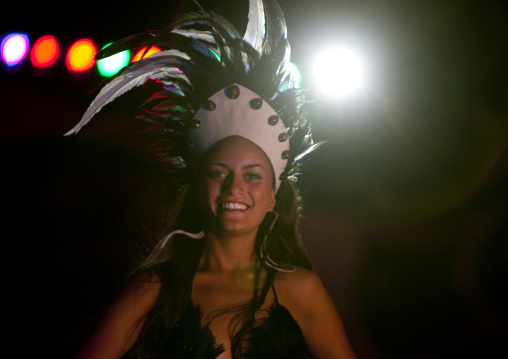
[
  {"x1": 171, "y1": 29, "x2": 215, "y2": 43},
  {"x1": 243, "y1": 0, "x2": 266, "y2": 54},
  {"x1": 65, "y1": 50, "x2": 190, "y2": 135},
  {"x1": 66, "y1": 0, "x2": 322, "y2": 186}
]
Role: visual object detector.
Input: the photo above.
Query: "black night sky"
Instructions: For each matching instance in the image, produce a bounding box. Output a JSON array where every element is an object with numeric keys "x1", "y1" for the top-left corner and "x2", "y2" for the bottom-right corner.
[{"x1": 2, "y1": 1, "x2": 508, "y2": 358}]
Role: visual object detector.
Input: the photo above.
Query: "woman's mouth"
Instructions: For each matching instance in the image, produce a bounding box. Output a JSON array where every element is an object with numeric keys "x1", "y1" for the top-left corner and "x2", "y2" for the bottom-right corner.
[{"x1": 221, "y1": 202, "x2": 249, "y2": 210}]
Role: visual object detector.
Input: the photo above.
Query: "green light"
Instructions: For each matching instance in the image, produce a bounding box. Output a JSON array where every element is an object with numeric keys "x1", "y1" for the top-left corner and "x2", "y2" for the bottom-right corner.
[{"x1": 97, "y1": 43, "x2": 130, "y2": 77}]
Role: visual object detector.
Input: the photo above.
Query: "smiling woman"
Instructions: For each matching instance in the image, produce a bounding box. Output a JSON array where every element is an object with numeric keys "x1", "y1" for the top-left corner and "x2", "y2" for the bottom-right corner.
[
  {"x1": 66, "y1": 1, "x2": 357, "y2": 358},
  {"x1": 200, "y1": 136, "x2": 276, "y2": 237}
]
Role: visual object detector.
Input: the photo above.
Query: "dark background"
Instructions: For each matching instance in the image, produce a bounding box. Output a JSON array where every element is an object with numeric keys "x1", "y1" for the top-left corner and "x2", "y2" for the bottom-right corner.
[{"x1": 2, "y1": 0, "x2": 507, "y2": 357}]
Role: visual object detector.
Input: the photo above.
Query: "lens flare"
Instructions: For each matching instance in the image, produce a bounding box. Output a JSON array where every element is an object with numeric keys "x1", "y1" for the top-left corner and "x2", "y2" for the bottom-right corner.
[{"x1": 1, "y1": 33, "x2": 29, "y2": 67}]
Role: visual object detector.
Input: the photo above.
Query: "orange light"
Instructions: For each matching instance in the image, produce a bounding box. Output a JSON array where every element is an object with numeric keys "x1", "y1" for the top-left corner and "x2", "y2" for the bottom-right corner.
[
  {"x1": 30, "y1": 35, "x2": 59, "y2": 68},
  {"x1": 66, "y1": 39, "x2": 97, "y2": 72},
  {"x1": 132, "y1": 46, "x2": 161, "y2": 62}
]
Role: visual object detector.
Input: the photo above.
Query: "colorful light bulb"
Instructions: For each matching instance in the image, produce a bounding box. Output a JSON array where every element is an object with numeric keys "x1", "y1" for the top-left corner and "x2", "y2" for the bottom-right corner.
[
  {"x1": 66, "y1": 39, "x2": 97, "y2": 72},
  {"x1": 30, "y1": 35, "x2": 59, "y2": 68},
  {"x1": 97, "y1": 43, "x2": 130, "y2": 77},
  {"x1": 1, "y1": 33, "x2": 29, "y2": 67}
]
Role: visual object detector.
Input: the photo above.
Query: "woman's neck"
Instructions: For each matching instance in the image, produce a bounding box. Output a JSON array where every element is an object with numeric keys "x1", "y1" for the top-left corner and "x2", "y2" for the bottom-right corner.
[{"x1": 199, "y1": 231, "x2": 258, "y2": 273}]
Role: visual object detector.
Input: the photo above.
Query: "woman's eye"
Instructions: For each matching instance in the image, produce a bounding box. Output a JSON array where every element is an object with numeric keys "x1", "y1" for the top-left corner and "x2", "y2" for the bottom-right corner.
[
  {"x1": 208, "y1": 170, "x2": 226, "y2": 179},
  {"x1": 245, "y1": 173, "x2": 261, "y2": 180}
]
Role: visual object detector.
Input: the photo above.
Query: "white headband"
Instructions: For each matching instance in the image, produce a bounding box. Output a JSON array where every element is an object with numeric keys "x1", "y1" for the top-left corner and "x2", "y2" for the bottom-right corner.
[{"x1": 189, "y1": 84, "x2": 290, "y2": 192}]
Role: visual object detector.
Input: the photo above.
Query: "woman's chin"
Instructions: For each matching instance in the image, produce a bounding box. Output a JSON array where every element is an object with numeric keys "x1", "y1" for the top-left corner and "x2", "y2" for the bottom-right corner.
[{"x1": 209, "y1": 221, "x2": 257, "y2": 238}]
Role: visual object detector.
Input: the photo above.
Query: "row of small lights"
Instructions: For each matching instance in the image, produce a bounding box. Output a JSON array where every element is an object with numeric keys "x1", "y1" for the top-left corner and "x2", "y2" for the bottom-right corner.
[
  {"x1": 2, "y1": 33, "x2": 366, "y2": 96},
  {"x1": 1, "y1": 32, "x2": 303, "y2": 86},
  {"x1": 1, "y1": 33, "x2": 161, "y2": 77}
]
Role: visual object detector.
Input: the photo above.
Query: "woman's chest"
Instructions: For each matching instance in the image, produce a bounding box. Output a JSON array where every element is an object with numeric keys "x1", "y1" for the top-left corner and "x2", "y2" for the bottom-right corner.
[
  {"x1": 189, "y1": 273, "x2": 276, "y2": 358},
  {"x1": 174, "y1": 271, "x2": 309, "y2": 359}
]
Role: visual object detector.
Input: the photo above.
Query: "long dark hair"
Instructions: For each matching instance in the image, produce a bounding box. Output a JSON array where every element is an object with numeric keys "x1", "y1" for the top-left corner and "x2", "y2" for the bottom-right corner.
[{"x1": 125, "y1": 174, "x2": 311, "y2": 357}]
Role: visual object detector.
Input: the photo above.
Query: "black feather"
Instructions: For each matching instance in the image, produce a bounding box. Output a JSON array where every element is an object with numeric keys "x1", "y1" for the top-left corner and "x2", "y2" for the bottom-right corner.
[{"x1": 70, "y1": 0, "x2": 322, "y2": 188}]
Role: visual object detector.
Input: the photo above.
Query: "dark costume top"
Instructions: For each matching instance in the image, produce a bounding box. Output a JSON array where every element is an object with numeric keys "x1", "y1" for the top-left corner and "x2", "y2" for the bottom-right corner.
[{"x1": 159, "y1": 286, "x2": 309, "y2": 359}]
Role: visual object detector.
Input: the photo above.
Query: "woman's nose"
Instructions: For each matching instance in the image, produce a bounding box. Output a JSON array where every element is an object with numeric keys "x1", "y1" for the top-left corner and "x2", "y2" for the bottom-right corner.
[{"x1": 220, "y1": 172, "x2": 243, "y2": 194}]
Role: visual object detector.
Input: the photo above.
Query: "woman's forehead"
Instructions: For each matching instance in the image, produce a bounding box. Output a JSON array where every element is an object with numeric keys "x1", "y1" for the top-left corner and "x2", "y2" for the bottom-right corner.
[{"x1": 205, "y1": 136, "x2": 272, "y2": 167}]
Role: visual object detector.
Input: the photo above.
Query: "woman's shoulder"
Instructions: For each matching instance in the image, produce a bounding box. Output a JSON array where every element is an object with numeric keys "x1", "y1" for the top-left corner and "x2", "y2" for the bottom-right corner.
[
  {"x1": 273, "y1": 267, "x2": 357, "y2": 358},
  {"x1": 274, "y1": 266, "x2": 323, "y2": 298},
  {"x1": 127, "y1": 269, "x2": 163, "y2": 295},
  {"x1": 106, "y1": 269, "x2": 163, "y2": 323},
  {"x1": 272, "y1": 267, "x2": 326, "y2": 318},
  {"x1": 113, "y1": 269, "x2": 163, "y2": 309}
]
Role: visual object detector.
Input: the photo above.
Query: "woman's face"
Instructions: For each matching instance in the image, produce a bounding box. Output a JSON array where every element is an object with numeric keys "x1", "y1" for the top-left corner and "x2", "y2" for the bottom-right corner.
[{"x1": 200, "y1": 136, "x2": 276, "y2": 237}]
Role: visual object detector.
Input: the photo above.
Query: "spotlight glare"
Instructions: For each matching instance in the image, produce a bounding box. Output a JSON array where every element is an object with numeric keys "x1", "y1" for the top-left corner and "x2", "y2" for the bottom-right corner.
[
  {"x1": 314, "y1": 47, "x2": 365, "y2": 97},
  {"x1": 288, "y1": 62, "x2": 302, "y2": 87},
  {"x1": 66, "y1": 39, "x2": 97, "y2": 72},
  {"x1": 97, "y1": 43, "x2": 130, "y2": 77},
  {"x1": 31, "y1": 35, "x2": 59, "y2": 68},
  {"x1": 1, "y1": 33, "x2": 29, "y2": 66}
]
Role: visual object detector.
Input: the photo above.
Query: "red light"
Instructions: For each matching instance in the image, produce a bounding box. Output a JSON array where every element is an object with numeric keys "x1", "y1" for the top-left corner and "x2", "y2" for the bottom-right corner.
[
  {"x1": 30, "y1": 35, "x2": 59, "y2": 68},
  {"x1": 66, "y1": 39, "x2": 97, "y2": 72},
  {"x1": 132, "y1": 46, "x2": 161, "y2": 62}
]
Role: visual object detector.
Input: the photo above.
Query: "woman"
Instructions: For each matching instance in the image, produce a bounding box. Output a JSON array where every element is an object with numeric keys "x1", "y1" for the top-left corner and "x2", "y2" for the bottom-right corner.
[{"x1": 68, "y1": 1, "x2": 356, "y2": 358}]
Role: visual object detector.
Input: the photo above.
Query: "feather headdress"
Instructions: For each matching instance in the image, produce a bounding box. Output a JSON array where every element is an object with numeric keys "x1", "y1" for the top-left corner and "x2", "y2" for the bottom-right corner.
[{"x1": 65, "y1": 0, "x2": 321, "y2": 189}]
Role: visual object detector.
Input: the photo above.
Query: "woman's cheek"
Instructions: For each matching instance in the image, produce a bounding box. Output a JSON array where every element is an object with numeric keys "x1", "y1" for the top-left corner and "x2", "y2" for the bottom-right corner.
[{"x1": 203, "y1": 181, "x2": 221, "y2": 212}]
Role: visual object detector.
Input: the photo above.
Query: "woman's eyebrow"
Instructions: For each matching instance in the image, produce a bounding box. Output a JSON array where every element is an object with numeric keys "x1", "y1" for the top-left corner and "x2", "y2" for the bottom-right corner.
[
  {"x1": 210, "y1": 163, "x2": 265, "y2": 170},
  {"x1": 210, "y1": 162, "x2": 229, "y2": 168},
  {"x1": 243, "y1": 164, "x2": 267, "y2": 172}
]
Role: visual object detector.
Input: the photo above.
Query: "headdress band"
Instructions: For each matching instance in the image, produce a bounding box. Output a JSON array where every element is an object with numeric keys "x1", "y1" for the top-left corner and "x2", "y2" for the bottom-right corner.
[{"x1": 190, "y1": 84, "x2": 289, "y2": 191}]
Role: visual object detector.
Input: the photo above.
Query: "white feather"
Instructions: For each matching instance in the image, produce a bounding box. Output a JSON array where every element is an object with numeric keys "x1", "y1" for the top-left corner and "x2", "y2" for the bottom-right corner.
[
  {"x1": 243, "y1": 0, "x2": 266, "y2": 54},
  {"x1": 65, "y1": 50, "x2": 190, "y2": 135},
  {"x1": 171, "y1": 29, "x2": 215, "y2": 43}
]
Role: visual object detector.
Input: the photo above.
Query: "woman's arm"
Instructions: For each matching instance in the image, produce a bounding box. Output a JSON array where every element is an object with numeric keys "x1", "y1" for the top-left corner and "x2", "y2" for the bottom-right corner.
[
  {"x1": 73, "y1": 271, "x2": 162, "y2": 359},
  {"x1": 277, "y1": 268, "x2": 357, "y2": 359}
]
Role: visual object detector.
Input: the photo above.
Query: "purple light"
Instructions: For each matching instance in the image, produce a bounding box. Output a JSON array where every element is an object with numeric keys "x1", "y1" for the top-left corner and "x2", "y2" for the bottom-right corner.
[{"x1": 1, "y1": 33, "x2": 30, "y2": 67}]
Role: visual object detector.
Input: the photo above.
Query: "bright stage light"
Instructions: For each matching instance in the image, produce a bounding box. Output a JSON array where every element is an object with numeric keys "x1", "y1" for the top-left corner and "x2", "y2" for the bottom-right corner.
[
  {"x1": 288, "y1": 62, "x2": 302, "y2": 87},
  {"x1": 97, "y1": 43, "x2": 130, "y2": 77},
  {"x1": 1, "y1": 33, "x2": 29, "y2": 67},
  {"x1": 30, "y1": 35, "x2": 59, "y2": 68},
  {"x1": 314, "y1": 47, "x2": 365, "y2": 97},
  {"x1": 66, "y1": 39, "x2": 97, "y2": 72},
  {"x1": 132, "y1": 46, "x2": 161, "y2": 62}
]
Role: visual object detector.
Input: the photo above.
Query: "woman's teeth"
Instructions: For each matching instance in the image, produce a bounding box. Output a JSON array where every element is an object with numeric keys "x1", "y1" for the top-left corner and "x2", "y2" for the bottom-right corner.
[{"x1": 222, "y1": 202, "x2": 248, "y2": 210}]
